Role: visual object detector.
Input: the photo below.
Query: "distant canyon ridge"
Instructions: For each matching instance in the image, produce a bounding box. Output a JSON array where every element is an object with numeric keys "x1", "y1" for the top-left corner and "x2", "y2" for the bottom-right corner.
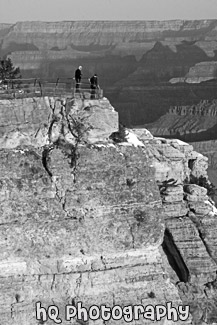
[{"x1": 1, "y1": 20, "x2": 217, "y2": 125}]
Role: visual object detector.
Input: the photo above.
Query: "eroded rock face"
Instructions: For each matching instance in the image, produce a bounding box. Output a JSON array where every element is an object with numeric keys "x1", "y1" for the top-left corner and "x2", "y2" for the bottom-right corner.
[
  {"x1": 3, "y1": 20, "x2": 217, "y2": 55},
  {"x1": 143, "y1": 136, "x2": 217, "y2": 324},
  {"x1": 0, "y1": 145, "x2": 173, "y2": 325},
  {"x1": 190, "y1": 140, "x2": 217, "y2": 204},
  {"x1": 0, "y1": 145, "x2": 187, "y2": 324},
  {"x1": 0, "y1": 96, "x2": 118, "y2": 148},
  {"x1": 170, "y1": 61, "x2": 217, "y2": 84},
  {"x1": 0, "y1": 96, "x2": 188, "y2": 325},
  {"x1": 142, "y1": 99, "x2": 217, "y2": 140},
  {"x1": 1, "y1": 96, "x2": 217, "y2": 324}
]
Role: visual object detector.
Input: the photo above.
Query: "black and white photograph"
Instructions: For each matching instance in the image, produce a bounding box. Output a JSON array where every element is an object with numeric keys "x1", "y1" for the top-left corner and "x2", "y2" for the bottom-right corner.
[{"x1": 0, "y1": 0, "x2": 217, "y2": 324}]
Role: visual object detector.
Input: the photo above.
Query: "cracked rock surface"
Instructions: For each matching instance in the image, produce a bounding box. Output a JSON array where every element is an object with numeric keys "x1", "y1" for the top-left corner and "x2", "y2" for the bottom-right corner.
[
  {"x1": 0, "y1": 143, "x2": 183, "y2": 325},
  {"x1": 1, "y1": 96, "x2": 217, "y2": 324},
  {"x1": 147, "y1": 137, "x2": 217, "y2": 324}
]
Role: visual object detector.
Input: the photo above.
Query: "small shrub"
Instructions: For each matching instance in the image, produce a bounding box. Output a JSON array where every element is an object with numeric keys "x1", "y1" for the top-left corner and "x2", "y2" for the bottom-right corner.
[
  {"x1": 109, "y1": 124, "x2": 127, "y2": 143},
  {"x1": 185, "y1": 175, "x2": 217, "y2": 199},
  {"x1": 148, "y1": 291, "x2": 156, "y2": 298},
  {"x1": 157, "y1": 178, "x2": 176, "y2": 196},
  {"x1": 126, "y1": 178, "x2": 136, "y2": 187},
  {"x1": 0, "y1": 57, "x2": 21, "y2": 85}
]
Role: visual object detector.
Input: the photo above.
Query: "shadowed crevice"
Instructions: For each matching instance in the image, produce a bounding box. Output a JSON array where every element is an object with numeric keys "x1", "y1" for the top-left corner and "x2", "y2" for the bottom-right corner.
[
  {"x1": 42, "y1": 146, "x2": 53, "y2": 177},
  {"x1": 162, "y1": 228, "x2": 190, "y2": 283}
]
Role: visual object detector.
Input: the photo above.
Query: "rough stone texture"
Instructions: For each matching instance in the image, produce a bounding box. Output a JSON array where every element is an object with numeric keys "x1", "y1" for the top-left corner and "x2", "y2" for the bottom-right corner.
[
  {"x1": 0, "y1": 144, "x2": 186, "y2": 325},
  {"x1": 2, "y1": 96, "x2": 217, "y2": 324},
  {"x1": 0, "y1": 96, "x2": 118, "y2": 148},
  {"x1": 0, "y1": 96, "x2": 191, "y2": 325},
  {"x1": 0, "y1": 97, "x2": 52, "y2": 148},
  {"x1": 190, "y1": 140, "x2": 217, "y2": 205},
  {"x1": 142, "y1": 135, "x2": 217, "y2": 324},
  {"x1": 146, "y1": 138, "x2": 197, "y2": 183},
  {"x1": 132, "y1": 128, "x2": 154, "y2": 140}
]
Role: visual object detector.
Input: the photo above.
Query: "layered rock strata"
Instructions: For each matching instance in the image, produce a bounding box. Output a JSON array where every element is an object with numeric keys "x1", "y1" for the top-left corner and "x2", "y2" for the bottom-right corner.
[
  {"x1": 142, "y1": 99, "x2": 217, "y2": 138},
  {"x1": 190, "y1": 140, "x2": 217, "y2": 203},
  {"x1": 3, "y1": 20, "x2": 217, "y2": 52},
  {"x1": 2, "y1": 20, "x2": 217, "y2": 127},
  {"x1": 168, "y1": 100, "x2": 217, "y2": 116},
  {"x1": 132, "y1": 132, "x2": 217, "y2": 324},
  {"x1": 170, "y1": 61, "x2": 217, "y2": 84},
  {"x1": 1, "y1": 20, "x2": 217, "y2": 78},
  {"x1": 0, "y1": 96, "x2": 186, "y2": 325},
  {"x1": 1, "y1": 96, "x2": 217, "y2": 324}
]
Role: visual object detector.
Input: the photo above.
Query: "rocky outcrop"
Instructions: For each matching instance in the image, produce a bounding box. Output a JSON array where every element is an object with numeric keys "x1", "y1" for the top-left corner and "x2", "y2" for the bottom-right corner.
[
  {"x1": 1, "y1": 144, "x2": 174, "y2": 325},
  {"x1": 191, "y1": 140, "x2": 217, "y2": 170},
  {"x1": 0, "y1": 96, "x2": 118, "y2": 148},
  {"x1": 168, "y1": 100, "x2": 217, "y2": 116},
  {"x1": 170, "y1": 61, "x2": 217, "y2": 84},
  {"x1": 143, "y1": 136, "x2": 217, "y2": 324},
  {"x1": 190, "y1": 140, "x2": 217, "y2": 203},
  {"x1": 0, "y1": 96, "x2": 188, "y2": 325},
  {"x1": 1, "y1": 96, "x2": 217, "y2": 324},
  {"x1": 142, "y1": 99, "x2": 217, "y2": 140}
]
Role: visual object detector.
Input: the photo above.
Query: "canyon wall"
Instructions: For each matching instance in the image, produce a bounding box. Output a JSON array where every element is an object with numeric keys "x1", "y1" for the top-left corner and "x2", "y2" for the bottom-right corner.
[
  {"x1": 1, "y1": 95, "x2": 217, "y2": 324},
  {"x1": 170, "y1": 61, "x2": 217, "y2": 84},
  {"x1": 3, "y1": 20, "x2": 217, "y2": 54},
  {"x1": 3, "y1": 20, "x2": 217, "y2": 81},
  {"x1": 1, "y1": 20, "x2": 217, "y2": 125},
  {"x1": 1, "y1": 144, "x2": 172, "y2": 325},
  {"x1": 0, "y1": 96, "x2": 183, "y2": 325},
  {"x1": 143, "y1": 99, "x2": 217, "y2": 142}
]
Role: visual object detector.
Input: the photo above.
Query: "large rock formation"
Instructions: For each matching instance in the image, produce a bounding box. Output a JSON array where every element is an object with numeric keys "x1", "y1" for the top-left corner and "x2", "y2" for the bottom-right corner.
[
  {"x1": 137, "y1": 135, "x2": 217, "y2": 324},
  {"x1": 3, "y1": 20, "x2": 217, "y2": 81},
  {"x1": 142, "y1": 99, "x2": 217, "y2": 141},
  {"x1": 1, "y1": 95, "x2": 217, "y2": 324},
  {"x1": 170, "y1": 61, "x2": 217, "y2": 84},
  {"x1": 0, "y1": 96, "x2": 118, "y2": 148},
  {"x1": 2, "y1": 20, "x2": 217, "y2": 57},
  {"x1": 0, "y1": 96, "x2": 184, "y2": 325},
  {"x1": 190, "y1": 140, "x2": 217, "y2": 203}
]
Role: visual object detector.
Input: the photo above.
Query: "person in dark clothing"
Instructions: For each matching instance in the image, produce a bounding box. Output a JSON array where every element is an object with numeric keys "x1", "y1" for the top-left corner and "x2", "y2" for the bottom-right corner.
[
  {"x1": 89, "y1": 74, "x2": 99, "y2": 99},
  {"x1": 75, "y1": 66, "x2": 82, "y2": 92}
]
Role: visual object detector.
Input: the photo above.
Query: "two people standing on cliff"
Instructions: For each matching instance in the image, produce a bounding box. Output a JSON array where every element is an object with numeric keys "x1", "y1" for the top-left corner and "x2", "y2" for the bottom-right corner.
[{"x1": 74, "y1": 66, "x2": 100, "y2": 98}]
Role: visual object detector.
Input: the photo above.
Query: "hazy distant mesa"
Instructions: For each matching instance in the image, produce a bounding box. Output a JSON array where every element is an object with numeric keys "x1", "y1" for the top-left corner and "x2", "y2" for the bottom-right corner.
[{"x1": 1, "y1": 19, "x2": 217, "y2": 126}]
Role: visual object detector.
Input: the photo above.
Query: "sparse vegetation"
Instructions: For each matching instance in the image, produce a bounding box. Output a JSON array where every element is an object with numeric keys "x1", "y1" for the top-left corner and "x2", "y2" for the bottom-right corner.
[
  {"x1": 184, "y1": 175, "x2": 217, "y2": 200},
  {"x1": 148, "y1": 291, "x2": 156, "y2": 298},
  {"x1": 0, "y1": 57, "x2": 21, "y2": 85},
  {"x1": 109, "y1": 124, "x2": 127, "y2": 143},
  {"x1": 66, "y1": 110, "x2": 92, "y2": 143},
  {"x1": 64, "y1": 110, "x2": 92, "y2": 169},
  {"x1": 126, "y1": 178, "x2": 136, "y2": 187},
  {"x1": 157, "y1": 178, "x2": 177, "y2": 196}
]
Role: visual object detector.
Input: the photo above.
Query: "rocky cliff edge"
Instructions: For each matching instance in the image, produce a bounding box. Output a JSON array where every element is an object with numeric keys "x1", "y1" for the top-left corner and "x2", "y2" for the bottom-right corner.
[{"x1": 1, "y1": 96, "x2": 217, "y2": 324}]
